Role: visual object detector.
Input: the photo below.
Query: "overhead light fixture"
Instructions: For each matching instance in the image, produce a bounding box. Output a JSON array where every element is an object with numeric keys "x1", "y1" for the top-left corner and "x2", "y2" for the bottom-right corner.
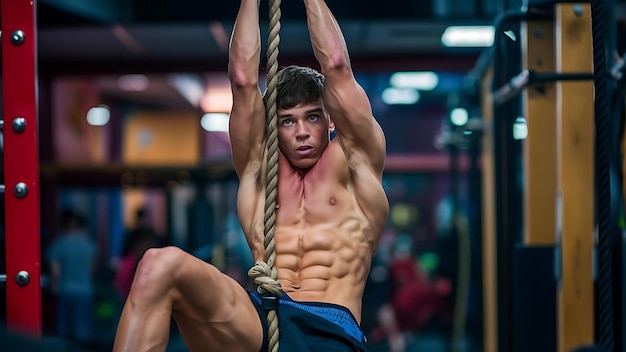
[
  {"x1": 382, "y1": 88, "x2": 420, "y2": 105},
  {"x1": 450, "y1": 108, "x2": 469, "y2": 126},
  {"x1": 201, "y1": 112, "x2": 229, "y2": 132},
  {"x1": 389, "y1": 72, "x2": 439, "y2": 91},
  {"x1": 441, "y1": 25, "x2": 495, "y2": 47},
  {"x1": 86, "y1": 105, "x2": 110, "y2": 126}
]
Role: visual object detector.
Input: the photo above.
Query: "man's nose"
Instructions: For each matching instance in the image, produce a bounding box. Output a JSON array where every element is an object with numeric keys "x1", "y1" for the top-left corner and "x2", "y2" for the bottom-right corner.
[{"x1": 296, "y1": 123, "x2": 310, "y2": 139}]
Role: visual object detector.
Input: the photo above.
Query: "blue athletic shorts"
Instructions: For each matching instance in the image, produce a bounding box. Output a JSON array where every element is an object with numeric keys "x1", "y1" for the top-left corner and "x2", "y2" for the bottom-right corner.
[{"x1": 248, "y1": 291, "x2": 368, "y2": 351}]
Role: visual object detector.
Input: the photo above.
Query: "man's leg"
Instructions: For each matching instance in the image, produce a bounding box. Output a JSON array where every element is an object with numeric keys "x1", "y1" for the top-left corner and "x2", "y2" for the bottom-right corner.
[
  {"x1": 72, "y1": 294, "x2": 93, "y2": 344},
  {"x1": 113, "y1": 246, "x2": 263, "y2": 352},
  {"x1": 56, "y1": 294, "x2": 70, "y2": 340}
]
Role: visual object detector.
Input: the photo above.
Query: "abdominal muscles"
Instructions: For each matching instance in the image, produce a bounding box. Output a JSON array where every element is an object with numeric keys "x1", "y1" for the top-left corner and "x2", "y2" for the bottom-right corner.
[{"x1": 274, "y1": 208, "x2": 372, "y2": 321}]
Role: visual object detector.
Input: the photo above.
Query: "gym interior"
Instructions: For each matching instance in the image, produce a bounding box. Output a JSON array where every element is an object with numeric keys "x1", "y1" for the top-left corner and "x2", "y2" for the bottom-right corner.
[{"x1": 1, "y1": 0, "x2": 626, "y2": 351}]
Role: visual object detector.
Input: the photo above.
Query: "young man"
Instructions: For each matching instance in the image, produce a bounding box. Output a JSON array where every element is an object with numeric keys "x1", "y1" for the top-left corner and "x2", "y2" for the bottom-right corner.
[
  {"x1": 112, "y1": 0, "x2": 388, "y2": 351},
  {"x1": 47, "y1": 209, "x2": 98, "y2": 344}
]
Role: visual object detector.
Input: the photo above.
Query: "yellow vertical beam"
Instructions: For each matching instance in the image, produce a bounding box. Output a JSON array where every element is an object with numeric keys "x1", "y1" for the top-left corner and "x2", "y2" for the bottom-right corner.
[
  {"x1": 522, "y1": 20, "x2": 557, "y2": 245},
  {"x1": 555, "y1": 4, "x2": 595, "y2": 351},
  {"x1": 481, "y1": 66, "x2": 498, "y2": 352}
]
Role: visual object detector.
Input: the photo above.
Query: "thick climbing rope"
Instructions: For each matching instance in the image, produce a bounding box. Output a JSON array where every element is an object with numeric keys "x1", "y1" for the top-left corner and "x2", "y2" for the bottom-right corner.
[
  {"x1": 247, "y1": 0, "x2": 283, "y2": 351},
  {"x1": 590, "y1": 0, "x2": 614, "y2": 350}
]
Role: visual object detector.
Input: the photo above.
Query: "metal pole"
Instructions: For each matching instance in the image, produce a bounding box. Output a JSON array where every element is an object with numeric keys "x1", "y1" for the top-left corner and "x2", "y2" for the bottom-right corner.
[{"x1": 1, "y1": 0, "x2": 42, "y2": 337}]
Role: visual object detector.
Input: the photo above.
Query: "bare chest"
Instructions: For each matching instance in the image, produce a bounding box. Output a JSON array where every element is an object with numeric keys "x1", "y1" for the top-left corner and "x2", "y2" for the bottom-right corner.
[{"x1": 274, "y1": 166, "x2": 356, "y2": 228}]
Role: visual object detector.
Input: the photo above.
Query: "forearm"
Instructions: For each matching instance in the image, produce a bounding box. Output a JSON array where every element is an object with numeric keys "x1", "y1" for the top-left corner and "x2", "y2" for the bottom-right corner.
[
  {"x1": 303, "y1": 0, "x2": 351, "y2": 72},
  {"x1": 229, "y1": 0, "x2": 262, "y2": 87}
]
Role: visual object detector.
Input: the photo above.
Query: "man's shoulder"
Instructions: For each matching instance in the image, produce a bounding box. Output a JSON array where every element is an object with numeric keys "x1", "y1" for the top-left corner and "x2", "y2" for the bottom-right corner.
[
  {"x1": 324, "y1": 138, "x2": 381, "y2": 171},
  {"x1": 316, "y1": 140, "x2": 349, "y2": 170},
  {"x1": 323, "y1": 139, "x2": 345, "y2": 157}
]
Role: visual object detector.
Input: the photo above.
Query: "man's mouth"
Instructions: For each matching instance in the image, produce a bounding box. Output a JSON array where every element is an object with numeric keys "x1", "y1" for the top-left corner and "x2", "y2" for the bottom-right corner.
[{"x1": 296, "y1": 146, "x2": 313, "y2": 155}]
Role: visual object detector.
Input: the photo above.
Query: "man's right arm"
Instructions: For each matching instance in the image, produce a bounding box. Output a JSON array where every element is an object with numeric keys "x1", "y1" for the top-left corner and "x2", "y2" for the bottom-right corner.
[
  {"x1": 228, "y1": 0, "x2": 266, "y2": 179},
  {"x1": 228, "y1": 0, "x2": 267, "y2": 258}
]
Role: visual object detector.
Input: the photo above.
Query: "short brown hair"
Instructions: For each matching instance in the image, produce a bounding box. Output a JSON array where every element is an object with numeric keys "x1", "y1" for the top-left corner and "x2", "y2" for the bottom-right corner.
[{"x1": 264, "y1": 65, "x2": 325, "y2": 109}]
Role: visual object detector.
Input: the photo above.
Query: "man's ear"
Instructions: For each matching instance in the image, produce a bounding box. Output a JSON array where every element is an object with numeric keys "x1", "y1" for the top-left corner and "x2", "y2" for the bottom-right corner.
[{"x1": 329, "y1": 119, "x2": 336, "y2": 133}]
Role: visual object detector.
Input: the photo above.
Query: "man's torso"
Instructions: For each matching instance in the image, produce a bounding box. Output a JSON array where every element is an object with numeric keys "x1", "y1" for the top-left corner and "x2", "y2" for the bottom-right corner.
[{"x1": 238, "y1": 140, "x2": 388, "y2": 322}]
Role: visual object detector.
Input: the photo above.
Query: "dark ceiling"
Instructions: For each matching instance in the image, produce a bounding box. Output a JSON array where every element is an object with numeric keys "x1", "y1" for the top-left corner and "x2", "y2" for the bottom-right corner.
[
  {"x1": 29, "y1": 0, "x2": 626, "y2": 106},
  {"x1": 34, "y1": 0, "x2": 512, "y2": 74},
  {"x1": 27, "y1": 0, "x2": 512, "y2": 117}
]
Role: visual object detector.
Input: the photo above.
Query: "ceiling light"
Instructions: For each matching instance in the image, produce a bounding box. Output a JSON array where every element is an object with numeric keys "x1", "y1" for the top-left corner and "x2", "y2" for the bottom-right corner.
[
  {"x1": 441, "y1": 25, "x2": 495, "y2": 47},
  {"x1": 450, "y1": 108, "x2": 469, "y2": 126},
  {"x1": 381, "y1": 88, "x2": 420, "y2": 105},
  {"x1": 86, "y1": 105, "x2": 110, "y2": 126},
  {"x1": 389, "y1": 72, "x2": 439, "y2": 91},
  {"x1": 201, "y1": 113, "x2": 229, "y2": 132}
]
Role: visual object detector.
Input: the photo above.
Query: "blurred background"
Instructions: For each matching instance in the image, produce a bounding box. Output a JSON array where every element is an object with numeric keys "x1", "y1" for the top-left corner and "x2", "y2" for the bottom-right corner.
[{"x1": 1, "y1": 0, "x2": 626, "y2": 351}]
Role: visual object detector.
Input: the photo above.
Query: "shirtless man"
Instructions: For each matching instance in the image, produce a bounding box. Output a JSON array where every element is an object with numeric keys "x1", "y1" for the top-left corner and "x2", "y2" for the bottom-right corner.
[{"x1": 112, "y1": 0, "x2": 388, "y2": 351}]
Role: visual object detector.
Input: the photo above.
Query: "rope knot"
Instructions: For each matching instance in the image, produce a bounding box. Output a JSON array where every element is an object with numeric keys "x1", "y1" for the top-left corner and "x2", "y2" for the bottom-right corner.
[{"x1": 248, "y1": 261, "x2": 283, "y2": 296}]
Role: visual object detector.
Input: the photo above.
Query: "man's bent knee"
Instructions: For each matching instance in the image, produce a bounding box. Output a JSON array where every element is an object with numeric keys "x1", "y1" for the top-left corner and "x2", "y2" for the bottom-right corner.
[{"x1": 128, "y1": 246, "x2": 185, "y2": 302}]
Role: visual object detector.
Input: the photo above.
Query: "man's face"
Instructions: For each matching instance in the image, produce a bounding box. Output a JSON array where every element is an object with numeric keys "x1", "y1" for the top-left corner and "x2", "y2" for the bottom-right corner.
[{"x1": 277, "y1": 99, "x2": 334, "y2": 170}]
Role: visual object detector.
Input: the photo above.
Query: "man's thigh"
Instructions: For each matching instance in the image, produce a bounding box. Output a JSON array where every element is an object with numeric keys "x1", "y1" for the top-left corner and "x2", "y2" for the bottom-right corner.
[{"x1": 168, "y1": 251, "x2": 263, "y2": 352}]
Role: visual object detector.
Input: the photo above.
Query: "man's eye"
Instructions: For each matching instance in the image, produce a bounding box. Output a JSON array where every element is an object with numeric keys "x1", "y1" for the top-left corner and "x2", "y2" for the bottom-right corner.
[
  {"x1": 308, "y1": 115, "x2": 319, "y2": 122},
  {"x1": 282, "y1": 119, "x2": 293, "y2": 126}
]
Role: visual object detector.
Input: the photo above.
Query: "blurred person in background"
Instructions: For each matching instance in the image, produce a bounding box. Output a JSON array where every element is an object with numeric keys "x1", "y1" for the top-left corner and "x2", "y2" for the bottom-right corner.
[
  {"x1": 371, "y1": 233, "x2": 451, "y2": 352},
  {"x1": 46, "y1": 208, "x2": 98, "y2": 345},
  {"x1": 114, "y1": 208, "x2": 160, "y2": 300}
]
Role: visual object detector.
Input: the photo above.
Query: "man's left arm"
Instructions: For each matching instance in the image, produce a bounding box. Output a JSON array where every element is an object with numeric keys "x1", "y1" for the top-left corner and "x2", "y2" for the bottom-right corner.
[{"x1": 304, "y1": 0, "x2": 386, "y2": 175}]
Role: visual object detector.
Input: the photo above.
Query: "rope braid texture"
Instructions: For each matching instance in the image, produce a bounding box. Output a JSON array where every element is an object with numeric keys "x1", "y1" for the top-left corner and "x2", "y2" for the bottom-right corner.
[
  {"x1": 590, "y1": 0, "x2": 614, "y2": 350},
  {"x1": 247, "y1": 0, "x2": 283, "y2": 351}
]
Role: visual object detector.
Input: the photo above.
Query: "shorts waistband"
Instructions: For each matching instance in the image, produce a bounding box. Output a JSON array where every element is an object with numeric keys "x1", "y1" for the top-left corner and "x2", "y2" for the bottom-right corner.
[{"x1": 250, "y1": 292, "x2": 365, "y2": 343}]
